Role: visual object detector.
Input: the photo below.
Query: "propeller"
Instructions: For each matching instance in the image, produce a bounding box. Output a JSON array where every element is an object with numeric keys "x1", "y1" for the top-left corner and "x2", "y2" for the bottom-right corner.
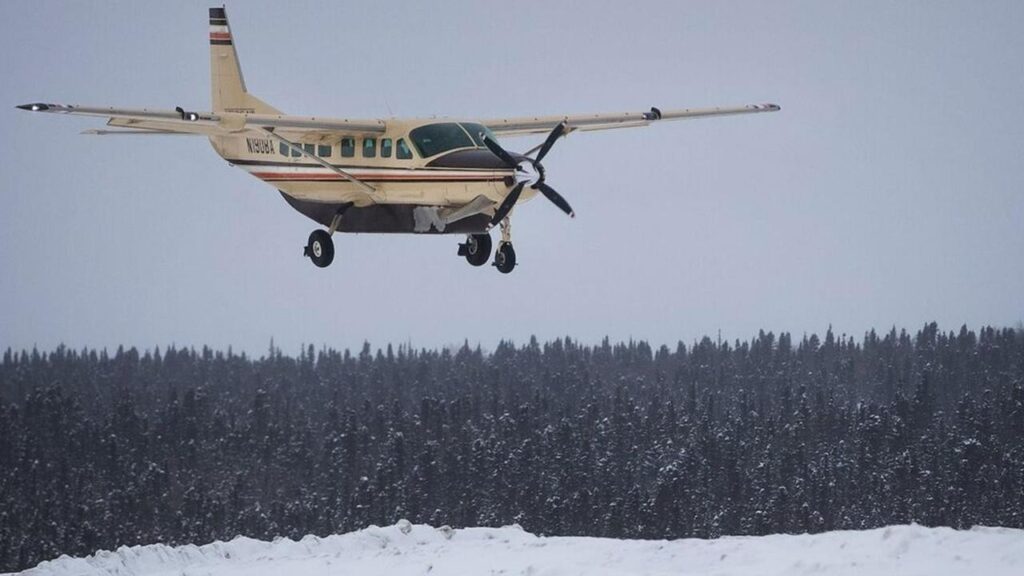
[{"x1": 483, "y1": 122, "x2": 574, "y2": 226}]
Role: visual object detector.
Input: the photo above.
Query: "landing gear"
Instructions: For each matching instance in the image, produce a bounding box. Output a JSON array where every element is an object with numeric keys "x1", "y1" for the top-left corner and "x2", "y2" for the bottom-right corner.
[
  {"x1": 304, "y1": 211, "x2": 344, "y2": 268},
  {"x1": 493, "y1": 217, "x2": 516, "y2": 274},
  {"x1": 458, "y1": 233, "x2": 492, "y2": 267},
  {"x1": 304, "y1": 229, "x2": 334, "y2": 268},
  {"x1": 494, "y1": 242, "x2": 516, "y2": 274}
]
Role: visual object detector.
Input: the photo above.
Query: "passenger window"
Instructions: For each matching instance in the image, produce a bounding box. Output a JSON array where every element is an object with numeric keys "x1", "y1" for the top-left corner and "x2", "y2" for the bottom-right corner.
[
  {"x1": 362, "y1": 137, "x2": 377, "y2": 158},
  {"x1": 291, "y1": 145, "x2": 300, "y2": 157},
  {"x1": 303, "y1": 144, "x2": 315, "y2": 155},
  {"x1": 279, "y1": 142, "x2": 289, "y2": 156},
  {"x1": 317, "y1": 144, "x2": 332, "y2": 157},
  {"x1": 380, "y1": 138, "x2": 393, "y2": 158},
  {"x1": 396, "y1": 138, "x2": 413, "y2": 160},
  {"x1": 340, "y1": 137, "x2": 355, "y2": 157}
]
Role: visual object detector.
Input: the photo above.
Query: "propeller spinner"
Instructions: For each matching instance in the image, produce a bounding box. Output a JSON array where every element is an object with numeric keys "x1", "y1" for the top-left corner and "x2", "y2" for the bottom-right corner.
[{"x1": 483, "y1": 122, "x2": 575, "y2": 226}]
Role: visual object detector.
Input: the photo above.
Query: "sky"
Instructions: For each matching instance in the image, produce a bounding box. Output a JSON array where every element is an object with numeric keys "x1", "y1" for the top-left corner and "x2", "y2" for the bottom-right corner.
[{"x1": 1, "y1": 0, "x2": 1022, "y2": 355}]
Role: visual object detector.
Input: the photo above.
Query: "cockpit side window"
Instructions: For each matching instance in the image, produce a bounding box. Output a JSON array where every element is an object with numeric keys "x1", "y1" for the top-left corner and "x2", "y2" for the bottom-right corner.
[
  {"x1": 460, "y1": 123, "x2": 497, "y2": 147},
  {"x1": 396, "y1": 138, "x2": 413, "y2": 160},
  {"x1": 409, "y1": 123, "x2": 474, "y2": 158}
]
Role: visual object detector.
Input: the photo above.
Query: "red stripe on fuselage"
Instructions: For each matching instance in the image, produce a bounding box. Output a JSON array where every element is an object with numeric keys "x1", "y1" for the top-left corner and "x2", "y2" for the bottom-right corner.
[{"x1": 251, "y1": 172, "x2": 504, "y2": 183}]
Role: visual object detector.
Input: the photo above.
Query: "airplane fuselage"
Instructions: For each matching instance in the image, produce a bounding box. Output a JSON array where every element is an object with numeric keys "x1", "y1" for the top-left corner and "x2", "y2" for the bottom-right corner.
[{"x1": 208, "y1": 119, "x2": 532, "y2": 234}]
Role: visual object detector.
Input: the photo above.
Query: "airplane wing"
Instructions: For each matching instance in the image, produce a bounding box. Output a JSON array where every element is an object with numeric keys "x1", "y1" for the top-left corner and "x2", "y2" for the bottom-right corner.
[
  {"x1": 19, "y1": 101, "x2": 779, "y2": 140},
  {"x1": 16, "y1": 103, "x2": 386, "y2": 140},
  {"x1": 480, "y1": 103, "x2": 780, "y2": 136}
]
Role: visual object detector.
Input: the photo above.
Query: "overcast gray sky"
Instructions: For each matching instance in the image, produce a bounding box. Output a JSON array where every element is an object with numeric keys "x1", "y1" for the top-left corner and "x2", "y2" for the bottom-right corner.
[{"x1": 1, "y1": 0, "x2": 1022, "y2": 355}]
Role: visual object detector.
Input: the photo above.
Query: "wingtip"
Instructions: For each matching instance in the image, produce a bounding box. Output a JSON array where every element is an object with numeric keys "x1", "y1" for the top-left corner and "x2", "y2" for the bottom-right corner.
[{"x1": 16, "y1": 103, "x2": 48, "y2": 112}]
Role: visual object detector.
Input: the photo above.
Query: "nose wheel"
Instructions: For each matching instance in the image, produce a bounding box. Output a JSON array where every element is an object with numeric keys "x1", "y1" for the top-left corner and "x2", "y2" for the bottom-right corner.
[
  {"x1": 304, "y1": 229, "x2": 335, "y2": 268},
  {"x1": 494, "y1": 242, "x2": 516, "y2": 274}
]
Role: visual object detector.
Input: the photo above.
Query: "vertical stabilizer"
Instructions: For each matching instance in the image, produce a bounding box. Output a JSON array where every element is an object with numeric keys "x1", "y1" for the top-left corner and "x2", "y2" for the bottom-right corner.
[{"x1": 209, "y1": 7, "x2": 280, "y2": 114}]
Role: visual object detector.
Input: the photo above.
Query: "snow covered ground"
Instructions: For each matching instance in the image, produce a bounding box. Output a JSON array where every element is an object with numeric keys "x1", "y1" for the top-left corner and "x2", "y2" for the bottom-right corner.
[{"x1": 8, "y1": 522, "x2": 1024, "y2": 576}]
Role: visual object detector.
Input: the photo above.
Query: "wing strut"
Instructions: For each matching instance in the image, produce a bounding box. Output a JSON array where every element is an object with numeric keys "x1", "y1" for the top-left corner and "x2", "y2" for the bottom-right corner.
[{"x1": 260, "y1": 129, "x2": 381, "y2": 201}]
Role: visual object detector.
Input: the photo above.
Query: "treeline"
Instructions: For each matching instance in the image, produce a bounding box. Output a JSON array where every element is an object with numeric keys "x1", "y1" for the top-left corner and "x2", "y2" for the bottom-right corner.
[{"x1": 1, "y1": 324, "x2": 1023, "y2": 572}]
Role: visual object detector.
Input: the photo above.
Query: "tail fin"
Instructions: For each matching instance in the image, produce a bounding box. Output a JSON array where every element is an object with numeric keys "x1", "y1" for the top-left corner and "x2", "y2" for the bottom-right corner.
[{"x1": 209, "y1": 6, "x2": 280, "y2": 114}]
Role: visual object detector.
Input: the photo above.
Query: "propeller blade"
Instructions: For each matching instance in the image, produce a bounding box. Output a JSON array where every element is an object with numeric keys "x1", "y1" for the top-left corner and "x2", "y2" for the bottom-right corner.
[
  {"x1": 534, "y1": 121, "x2": 567, "y2": 163},
  {"x1": 534, "y1": 182, "x2": 575, "y2": 218},
  {"x1": 483, "y1": 135, "x2": 520, "y2": 168},
  {"x1": 490, "y1": 181, "x2": 526, "y2": 225}
]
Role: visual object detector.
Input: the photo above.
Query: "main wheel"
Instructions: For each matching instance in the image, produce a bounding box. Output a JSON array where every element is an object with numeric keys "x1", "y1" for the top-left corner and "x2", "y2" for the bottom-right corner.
[
  {"x1": 305, "y1": 229, "x2": 335, "y2": 268},
  {"x1": 494, "y1": 242, "x2": 516, "y2": 274},
  {"x1": 462, "y1": 233, "x2": 492, "y2": 267}
]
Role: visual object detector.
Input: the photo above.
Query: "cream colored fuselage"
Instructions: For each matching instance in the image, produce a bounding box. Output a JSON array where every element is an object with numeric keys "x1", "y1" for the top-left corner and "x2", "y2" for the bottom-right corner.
[{"x1": 207, "y1": 121, "x2": 534, "y2": 210}]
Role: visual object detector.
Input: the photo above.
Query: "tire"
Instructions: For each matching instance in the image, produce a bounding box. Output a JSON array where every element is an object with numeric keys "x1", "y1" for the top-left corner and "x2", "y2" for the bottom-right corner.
[
  {"x1": 494, "y1": 242, "x2": 516, "y2": 274},
  {"x1": 465, "y1": 233, "x2": 492, "y2": 267},
  {"x1": 306, "y1": 229, "x2": 335, "y2": 268}
]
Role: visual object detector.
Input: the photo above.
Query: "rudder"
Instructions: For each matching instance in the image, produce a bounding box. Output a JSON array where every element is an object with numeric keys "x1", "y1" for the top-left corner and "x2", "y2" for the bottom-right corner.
[{"x1": 209, "y1": 6, "x2": 280, "y2": 114}]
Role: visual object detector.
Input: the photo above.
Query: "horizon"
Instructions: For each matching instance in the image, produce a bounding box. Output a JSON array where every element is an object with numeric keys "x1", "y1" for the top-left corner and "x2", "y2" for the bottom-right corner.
[{"x1": 4, "y1": 321, "x2": 1019, "y2": 360}]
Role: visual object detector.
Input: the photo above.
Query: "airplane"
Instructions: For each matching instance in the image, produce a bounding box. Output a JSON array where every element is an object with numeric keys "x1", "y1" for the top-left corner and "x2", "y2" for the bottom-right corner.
[{"x1": 18, "y1": 7, "x2": 779, "y2": 274}]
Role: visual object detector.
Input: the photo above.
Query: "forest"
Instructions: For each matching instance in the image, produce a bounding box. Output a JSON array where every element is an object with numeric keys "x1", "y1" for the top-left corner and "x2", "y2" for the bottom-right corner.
[{"x1": 1, "y1": 323, "x2": 1023, "y2": 572}]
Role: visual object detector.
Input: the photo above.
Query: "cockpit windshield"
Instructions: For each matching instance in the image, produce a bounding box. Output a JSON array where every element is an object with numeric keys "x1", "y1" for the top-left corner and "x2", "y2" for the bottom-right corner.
[
  {"x1": 409, "y1": 123, "x2": 473, "y2": 158},
  {"x1": 408, "y1": 122, "x2": 499, "y2": 158}
]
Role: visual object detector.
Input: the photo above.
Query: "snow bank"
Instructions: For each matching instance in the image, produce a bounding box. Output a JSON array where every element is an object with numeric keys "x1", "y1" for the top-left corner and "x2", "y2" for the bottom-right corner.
[{"x1": 8, "y1": 523, "x2": 1024, "y2": 576}]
